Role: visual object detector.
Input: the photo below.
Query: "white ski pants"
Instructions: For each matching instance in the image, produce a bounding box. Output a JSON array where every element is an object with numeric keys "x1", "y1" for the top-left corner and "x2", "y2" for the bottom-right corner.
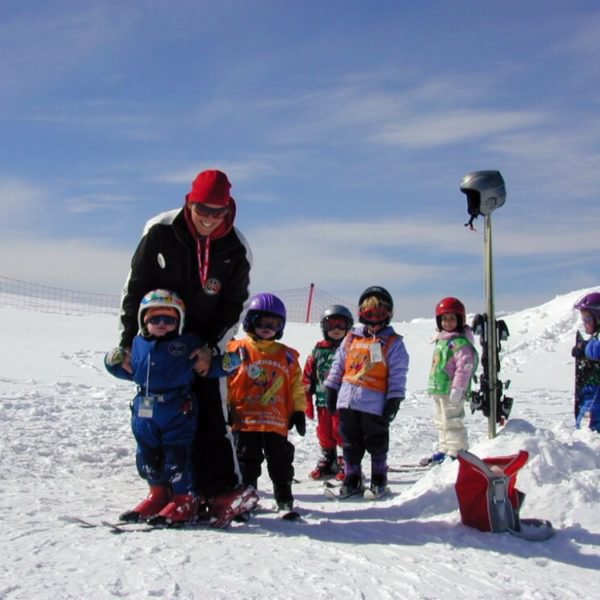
[{"x1": 432, "y1": 392, "x2": 468, "y2": 456}]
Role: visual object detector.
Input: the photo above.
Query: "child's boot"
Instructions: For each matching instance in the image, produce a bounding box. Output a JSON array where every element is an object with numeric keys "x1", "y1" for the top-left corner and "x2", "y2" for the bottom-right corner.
[
  {"x1": 273, "y1": 481, "x2": 294, "y2": 512},
  {"x1": 119, "y1": 485, "x2": 170, "y2": 522},
  {"x1": 370, "y1": 455, "x2": 389, "y2": 497},
  {"x1": 339, "y1": 463, "x2": 364, "y2": 498},
  {"x1": 148, "y1": 492, "x2": 198, "y2": 525},
  {"x1": 309, "y1": 448, "x2": 337, "y2": 480}
]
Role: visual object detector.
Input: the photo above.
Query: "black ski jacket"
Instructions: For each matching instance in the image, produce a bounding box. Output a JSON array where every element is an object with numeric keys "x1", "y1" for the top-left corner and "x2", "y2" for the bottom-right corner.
[{"x1": 119, "y1": 208, "x2": 251, "y2": 350}]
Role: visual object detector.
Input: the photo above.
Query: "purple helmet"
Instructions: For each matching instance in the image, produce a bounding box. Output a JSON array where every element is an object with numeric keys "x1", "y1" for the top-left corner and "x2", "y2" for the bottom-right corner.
[
  {"x1": 243, "y1": 293, "x2": 287, "y2": 339},
  {"x1": 574, "y1": 292, "x2": 600, "y2": 317}
]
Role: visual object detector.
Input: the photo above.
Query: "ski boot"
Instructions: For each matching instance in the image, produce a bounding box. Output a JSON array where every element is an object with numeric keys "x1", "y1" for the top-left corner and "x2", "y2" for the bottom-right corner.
[
  {"x1": 419, "y1": 451, "x2": 447, "y2": 467},
  {"x1": 366, "y1": 473, "x2": 389, "y2": 499},
  {"x1": 209, "y1": 485, "x2": 259, "y2": 529},
  {"x1": 338, "y1": 465, "x2": 365, "y2": 499},
  {"x1": 119, "y1": 485, "x2": 170, "y2": 523},
  {"x1": 148, "y1": 492, "x2": 198, "y2": 526},
  {"x1": 308, "y1": 449, "x2": 337, "y2": 480},
  {"x1": 273, "y1": 482, "x2": 294, "y2": 511}
]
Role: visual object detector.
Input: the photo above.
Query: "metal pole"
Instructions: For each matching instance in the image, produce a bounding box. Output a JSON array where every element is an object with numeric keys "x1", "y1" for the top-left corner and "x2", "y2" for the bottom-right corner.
[
  {"x1": 305, "y1": 283, "x2": 315, "y2": 323},
  {"x1": 484, "y1": 214, "x2": 498, "y2": 438}
]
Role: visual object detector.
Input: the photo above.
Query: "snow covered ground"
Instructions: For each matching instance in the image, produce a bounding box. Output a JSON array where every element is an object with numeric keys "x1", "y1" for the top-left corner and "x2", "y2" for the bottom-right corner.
[{"x1": 1, "y1": 288, "x2": 599, "y2": 599}]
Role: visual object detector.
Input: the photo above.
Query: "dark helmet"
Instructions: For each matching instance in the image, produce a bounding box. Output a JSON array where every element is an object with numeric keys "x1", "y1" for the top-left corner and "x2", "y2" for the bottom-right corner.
[
  {"x1": 243, "y1": 293, "x2": 287, "y2": 339},
  {"x1": 320, "y1": 304, "x2": 354, "y2": 340},
  {"x1": 358, "y1": 286, "x2": 393, "y2": 309},
  {"x1": 435, "y1": 297, "x2": 466, "y2": 331},
  {"x1": 358, "y1": 286, "x2": 394, "y2": 326}
]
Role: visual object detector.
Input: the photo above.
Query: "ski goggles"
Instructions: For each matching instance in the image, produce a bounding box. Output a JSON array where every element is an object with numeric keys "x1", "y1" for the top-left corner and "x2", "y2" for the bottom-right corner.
[
  {"x1": 322, "y1": 316, "x2": 350, "y2": 332},
  {"x1": 191, "y1": 203, "x2": 229, "y2": 219},
  {"x1": 582, "y1": 316, "x2": 596, "y2": 324},
  {"x1": 359, "y1": 306, "x2": 391, "y2": 325},
  {"x1": 252, "y1": 314, "x2": 284, "y2": 332},
  {"x1": 146, "y1": 315, "x2": 179, "y2": 326}
]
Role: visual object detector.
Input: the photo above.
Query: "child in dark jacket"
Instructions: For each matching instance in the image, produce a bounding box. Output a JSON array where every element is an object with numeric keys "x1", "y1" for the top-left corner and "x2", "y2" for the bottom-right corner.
[
  {"x1": 303, "y1": 305, "x2": 354, "y2": 480},
  {"x1": 325, "y1": 286, "x2": 409, "y2": 499},
  {"x1": 105, "y1": 289, "x2": 240, "y2": 525}
]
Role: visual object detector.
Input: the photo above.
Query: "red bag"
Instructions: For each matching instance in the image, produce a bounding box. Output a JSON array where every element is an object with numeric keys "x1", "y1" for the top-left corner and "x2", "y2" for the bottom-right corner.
[{"x1": 455, "y1": 449, "x2": 528, "y2": 533}]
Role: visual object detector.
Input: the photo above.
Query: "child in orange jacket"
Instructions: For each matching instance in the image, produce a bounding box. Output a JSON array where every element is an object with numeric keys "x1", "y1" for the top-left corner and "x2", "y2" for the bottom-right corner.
[{"x1": 227, "y1": 293, "x2": 306, "y2": 512}]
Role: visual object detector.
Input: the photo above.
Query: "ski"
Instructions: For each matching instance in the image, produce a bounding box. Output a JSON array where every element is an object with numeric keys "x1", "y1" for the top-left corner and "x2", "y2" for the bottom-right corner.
[
  {"x1": 388, "y1": 464, "x2": 431, "y2": 473},
  {"x1": 71, "y1": 517, "x2": 155, "y2": 533},
  {"x1": 363, "y1": 486, "x2": 391, "y2": 501},
  {"x1": 71, "y1": 516, "x2": 211, "y2": 533},
  {"x1": 100, "y1": 520, "x2": 156, "y2": 534},
  {"x1": 323, "y1": 486, "x2": 364, "y2": 501}
]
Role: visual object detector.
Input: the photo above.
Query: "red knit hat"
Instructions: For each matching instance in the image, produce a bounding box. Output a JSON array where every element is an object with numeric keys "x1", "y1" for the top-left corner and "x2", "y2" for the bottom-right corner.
[{"x1": 187, "y1": 169, "x2": 231, "y2": 206}]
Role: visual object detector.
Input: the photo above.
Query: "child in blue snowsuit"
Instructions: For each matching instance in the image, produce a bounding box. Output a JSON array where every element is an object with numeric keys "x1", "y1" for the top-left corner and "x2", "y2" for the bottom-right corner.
[
  {"x1": 572, "y1": 292, "x2": 600, "y2": 432},
  {"x1": 105, "y1": 289, "x2": 240, "y2": 524}
]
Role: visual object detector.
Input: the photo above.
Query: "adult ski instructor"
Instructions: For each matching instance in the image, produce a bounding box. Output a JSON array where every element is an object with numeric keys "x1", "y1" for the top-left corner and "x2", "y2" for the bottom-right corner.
[{"x1": 117, "y1": 169, "x2": 256, "y2": 525}]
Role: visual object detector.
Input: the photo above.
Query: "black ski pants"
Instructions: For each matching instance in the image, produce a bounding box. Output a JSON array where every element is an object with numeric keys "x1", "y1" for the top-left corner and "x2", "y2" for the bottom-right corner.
[
  {"x1": 235, "y1": 430, "x2": 295, "y2": 491},
  {"x1": 338, "y1": 408, "x2": 389, "y2": 466},
  {"x1": 192, "y1": 377, "x2": 240, "y2": 498}
]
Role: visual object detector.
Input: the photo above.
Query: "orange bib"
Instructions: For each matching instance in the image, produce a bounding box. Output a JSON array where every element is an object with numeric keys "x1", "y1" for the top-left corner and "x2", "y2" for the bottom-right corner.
[
  {"x1": 227, "y1": 338, "x2": 298, "y2": 436},
  {"x1": 342, "y1": 334, "x2": 396, "y2": 393}
]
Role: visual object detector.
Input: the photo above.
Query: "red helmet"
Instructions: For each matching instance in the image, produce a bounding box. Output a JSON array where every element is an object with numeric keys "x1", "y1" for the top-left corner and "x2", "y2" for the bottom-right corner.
[{"x1": 435, "y1": 297, "x2": 466, "y2": 330}]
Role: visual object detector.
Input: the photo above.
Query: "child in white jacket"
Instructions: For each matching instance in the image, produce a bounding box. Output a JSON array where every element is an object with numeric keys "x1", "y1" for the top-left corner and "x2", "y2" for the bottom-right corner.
[{"x1": 422, "y1": 297, "x2": 479, "y2": 465}]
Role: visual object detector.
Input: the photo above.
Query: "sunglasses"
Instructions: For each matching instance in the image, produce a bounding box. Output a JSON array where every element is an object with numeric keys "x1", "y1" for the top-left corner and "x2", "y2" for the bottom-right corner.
[
  {"x1": 323, "y1": 316, "x2": 350, "y2": 332},
  {"x1": 582, "y1": 316, "x2": 596, "y2": 324},
  {"x1": 359, "y1": 306, "x2": 391, "y2": 324},
  {"x1": 252, "y1": 314, "x2": 284, "y2": 332},
  {"x1": 191, "y1": 203, "x2": 229, "y2": 219},
  {"x1": 147, "y1": 315, "x2": 179, "y2": 326}
]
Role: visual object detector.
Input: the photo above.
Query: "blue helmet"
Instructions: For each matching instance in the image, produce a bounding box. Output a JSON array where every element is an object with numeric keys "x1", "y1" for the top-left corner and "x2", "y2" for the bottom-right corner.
[{"x1": 243, "y1": 293, "x2": 287, "y2": 339}]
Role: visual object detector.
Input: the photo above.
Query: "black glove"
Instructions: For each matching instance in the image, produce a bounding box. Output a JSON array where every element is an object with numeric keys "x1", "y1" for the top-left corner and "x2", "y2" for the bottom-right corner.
[
  {"x1": 572, "y1": 340, "x2": 588, "y2": 359},
  {"x1": 288, "y1": 411, "x2": 306, "y2": 436},
  {"x1": 382, "y1": 397, "x2": 403, "y2": 423},
  {"x1": 325, "y1": 387, "x2": 339, "y2": 413}
]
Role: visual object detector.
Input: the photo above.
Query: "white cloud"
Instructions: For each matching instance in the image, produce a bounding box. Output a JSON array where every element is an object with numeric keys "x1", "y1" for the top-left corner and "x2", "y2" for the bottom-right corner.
[{"x1": 0, "y1": 238, "x2": 130, "y2": 295}]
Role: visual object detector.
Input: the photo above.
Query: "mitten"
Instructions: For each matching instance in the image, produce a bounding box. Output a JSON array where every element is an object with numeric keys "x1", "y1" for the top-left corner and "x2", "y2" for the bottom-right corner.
[
  {"x1": 572, "y1": 340, "x2": 588, "y2": 359},
  {"x1": 288, "y1": 411, "x2": 306, "y2": 436},
  {"x1": 105, "y1": 347, "x2": 125, "y2": 366},
  {"x1": 325, "y1": 387, "x2": 339, "y2": 413},
  {"x1": 382, "y1": 397, "x2": 403, "y2": 423},
  {"x1": 304, "y1": 394, "x2": 315, "y2": 420},
  {"x1": 449, "y1": 388, "x2": 465, "y2": 405}
]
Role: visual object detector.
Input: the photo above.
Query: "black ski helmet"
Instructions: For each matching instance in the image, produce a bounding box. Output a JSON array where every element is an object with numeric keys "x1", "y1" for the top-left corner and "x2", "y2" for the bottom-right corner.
[
  {"x1": 358, "y1": 286, "x2": 394, "y2": 326},
  {"x1": 320, "y1": 304, "x2": 354, "y2": 340},
  {"x1": 358, "y1": 286, "x2": 393, "y2": 310}
]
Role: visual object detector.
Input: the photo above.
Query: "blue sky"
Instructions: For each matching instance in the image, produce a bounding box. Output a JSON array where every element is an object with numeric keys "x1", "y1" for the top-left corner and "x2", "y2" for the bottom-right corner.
[{"x1": 1, "y1": 0, "x2": 599, "y2": 319}]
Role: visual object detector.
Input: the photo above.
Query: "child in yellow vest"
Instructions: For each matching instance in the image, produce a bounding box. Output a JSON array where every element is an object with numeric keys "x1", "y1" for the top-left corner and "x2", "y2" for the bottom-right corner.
[{"x1": 227, "y1": 293, "x2": 306, "y2": 512}]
